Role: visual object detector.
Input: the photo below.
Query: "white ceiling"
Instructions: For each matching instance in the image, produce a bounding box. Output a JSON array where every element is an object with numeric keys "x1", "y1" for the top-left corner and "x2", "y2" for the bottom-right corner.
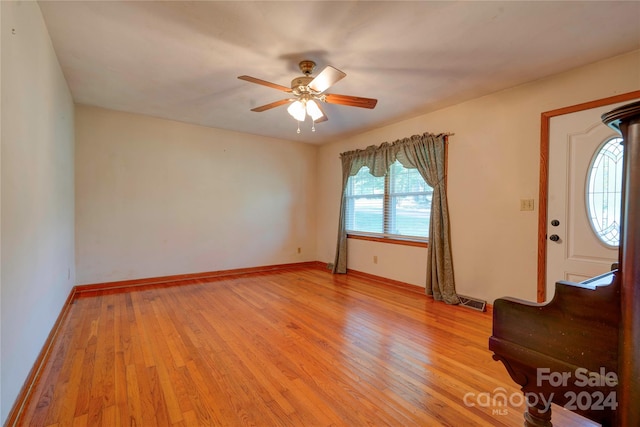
[{"x1": 38, "y1": 1, "x2": 640, "y2": 144}]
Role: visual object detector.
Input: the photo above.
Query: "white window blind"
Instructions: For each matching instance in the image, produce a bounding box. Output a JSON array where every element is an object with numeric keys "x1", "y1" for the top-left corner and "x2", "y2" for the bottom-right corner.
[{"x1": 345, "y1": 160, "x2": 433, "y2": 241}]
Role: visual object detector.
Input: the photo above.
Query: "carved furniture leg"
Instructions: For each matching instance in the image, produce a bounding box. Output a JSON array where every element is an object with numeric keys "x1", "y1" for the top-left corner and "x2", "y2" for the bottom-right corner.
[{"x1": 523, "y1": 402, "x2": 552, "y2": 427}]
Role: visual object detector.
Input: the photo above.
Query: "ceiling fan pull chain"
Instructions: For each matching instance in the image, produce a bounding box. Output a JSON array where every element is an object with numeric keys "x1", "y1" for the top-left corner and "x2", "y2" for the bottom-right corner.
[
  {"x1": 312, "y1": 121, "x2": 316, "y2": 132},
  {"x1": 297, "y1": 121, "x2": 301, "y2": 134}
]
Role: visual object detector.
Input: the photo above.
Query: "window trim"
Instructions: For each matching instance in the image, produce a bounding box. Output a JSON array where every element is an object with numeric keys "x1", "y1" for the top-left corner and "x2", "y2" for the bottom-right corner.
[{"x1": 347, "y1": 233, "x2": 428, "y2": 248}]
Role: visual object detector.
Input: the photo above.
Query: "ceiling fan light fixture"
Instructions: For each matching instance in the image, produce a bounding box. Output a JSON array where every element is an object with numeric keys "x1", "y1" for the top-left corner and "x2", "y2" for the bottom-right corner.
[
  {"x1": 287, "y1": 100, "x2": 306, "y2": 122},
  {"x1": 306, "y1": 100, "x2": 324, "y2": 122}
]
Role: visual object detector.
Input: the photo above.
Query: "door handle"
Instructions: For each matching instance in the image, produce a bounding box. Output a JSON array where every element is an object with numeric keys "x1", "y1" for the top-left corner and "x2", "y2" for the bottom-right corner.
[{"x1": 549, "y1": 234, "x2": 560, "y2": 242}]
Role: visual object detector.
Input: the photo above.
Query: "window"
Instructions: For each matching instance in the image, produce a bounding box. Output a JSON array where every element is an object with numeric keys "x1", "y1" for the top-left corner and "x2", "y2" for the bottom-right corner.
[
  {"x1": 586, "y1": 137, "x2": 623, "y2": 247},
  {"x1": 345, "y1": 160, "x2": 433, "y2": 242}
]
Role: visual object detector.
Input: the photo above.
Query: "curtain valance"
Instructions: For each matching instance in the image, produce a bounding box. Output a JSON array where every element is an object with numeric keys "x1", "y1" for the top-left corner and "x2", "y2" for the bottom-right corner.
[{"x1": 340, "y1": 132, "x2": 449, "y2": 181}]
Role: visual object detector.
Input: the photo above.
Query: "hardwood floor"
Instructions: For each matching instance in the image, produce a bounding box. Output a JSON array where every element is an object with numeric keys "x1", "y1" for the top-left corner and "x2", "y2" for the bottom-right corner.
[{"x1": 15, "y1": 267, "x2": 597, "y2": 426}]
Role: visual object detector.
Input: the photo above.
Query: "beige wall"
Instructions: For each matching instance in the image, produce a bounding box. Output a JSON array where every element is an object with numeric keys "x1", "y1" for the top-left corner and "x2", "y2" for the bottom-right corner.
[
  {"x1": 1, "y1": 1, "x2": 75, "y2": 423},
  {"x1": 316, "y1": 50, "x2": 640, "y2": 304},
  {"x1": 75, "y1": 106, "x2": 317, "y2": 284}
]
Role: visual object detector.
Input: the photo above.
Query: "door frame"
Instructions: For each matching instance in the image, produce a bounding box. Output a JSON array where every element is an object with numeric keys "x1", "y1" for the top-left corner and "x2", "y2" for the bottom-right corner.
[{"x1": 537, "y1": 90, "x2": 640, "y2": 302}]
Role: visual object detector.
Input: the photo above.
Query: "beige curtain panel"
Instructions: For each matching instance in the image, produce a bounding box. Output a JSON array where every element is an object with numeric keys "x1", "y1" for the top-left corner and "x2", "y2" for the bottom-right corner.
[{"x1": 333, "y1": 132, "x2": 459, "y2": 305}]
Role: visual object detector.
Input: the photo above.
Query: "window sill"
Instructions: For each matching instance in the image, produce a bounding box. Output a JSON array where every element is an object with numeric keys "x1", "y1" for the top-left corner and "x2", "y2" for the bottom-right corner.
[{"x1": 347, "y1": 233, "x2": 428, "y2": 248}]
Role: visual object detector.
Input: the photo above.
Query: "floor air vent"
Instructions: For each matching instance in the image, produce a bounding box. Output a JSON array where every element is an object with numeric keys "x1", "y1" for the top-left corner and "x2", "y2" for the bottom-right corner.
[{"x1": 458, "y1": 295, "x2": 487, "y2": 312}]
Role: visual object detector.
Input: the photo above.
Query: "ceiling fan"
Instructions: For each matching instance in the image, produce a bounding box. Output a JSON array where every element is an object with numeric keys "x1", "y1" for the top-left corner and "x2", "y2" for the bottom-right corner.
[{"x1": 238, "y1": 60, "x2": 377, "y2": 132}]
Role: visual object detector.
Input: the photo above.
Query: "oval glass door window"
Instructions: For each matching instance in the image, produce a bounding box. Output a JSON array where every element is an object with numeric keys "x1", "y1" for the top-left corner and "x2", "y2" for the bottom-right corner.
[{"x1": 586, "y1": 137, "x2": 623, "y2": 247}]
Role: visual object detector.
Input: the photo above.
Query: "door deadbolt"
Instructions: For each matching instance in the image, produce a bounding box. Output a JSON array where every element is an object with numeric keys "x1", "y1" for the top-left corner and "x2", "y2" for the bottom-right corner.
[{"x1": 551, "y1": 219, "x2": 560, "y2": 226}]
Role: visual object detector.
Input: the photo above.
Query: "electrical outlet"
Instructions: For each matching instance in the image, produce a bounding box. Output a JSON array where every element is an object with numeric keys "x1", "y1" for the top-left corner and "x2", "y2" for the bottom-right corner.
[
  {"x1": 373, "y1": 255, "x2": 378, "y2": 264},
  {"x1": 520, "y1": 199, "x2": 535, "y2": 211}
]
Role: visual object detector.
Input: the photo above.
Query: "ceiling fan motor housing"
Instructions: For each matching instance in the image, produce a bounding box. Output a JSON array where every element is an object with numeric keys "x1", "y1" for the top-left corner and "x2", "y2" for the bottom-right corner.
[{"x1": 291, "y1": 76, "x2": 314, "y2": 93}]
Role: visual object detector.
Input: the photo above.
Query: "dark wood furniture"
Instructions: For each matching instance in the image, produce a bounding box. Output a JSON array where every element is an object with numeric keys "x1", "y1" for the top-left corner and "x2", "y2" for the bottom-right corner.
[{"x1": 489, "y1": 100, "x2": 640, "y2": 427}]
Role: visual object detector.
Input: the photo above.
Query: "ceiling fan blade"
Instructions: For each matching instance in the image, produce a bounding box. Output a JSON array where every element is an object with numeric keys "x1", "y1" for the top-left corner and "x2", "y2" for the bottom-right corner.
[
  {"x1": 238, "y1": 75, "x2": 292, "y2": 92},
  {"x1": 308, "y1": 66, "x2": 346, "y2": 93},
  {"x1": 324, "y1": 93, "x2": 378, "y2": 109},
  {"x1": 250, "y1": 99, "x2": 292, "y2": 112}
]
